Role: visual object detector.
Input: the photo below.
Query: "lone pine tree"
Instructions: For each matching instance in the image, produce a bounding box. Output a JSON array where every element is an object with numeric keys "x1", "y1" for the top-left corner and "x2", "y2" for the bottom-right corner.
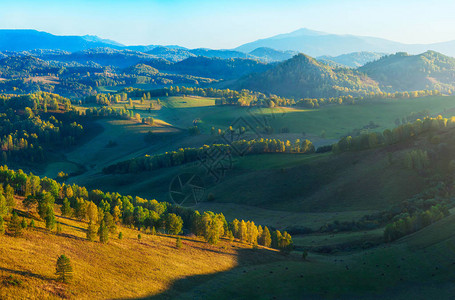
[{"x1": 56, "y1": 255, "x2": 73, "y2": 283}]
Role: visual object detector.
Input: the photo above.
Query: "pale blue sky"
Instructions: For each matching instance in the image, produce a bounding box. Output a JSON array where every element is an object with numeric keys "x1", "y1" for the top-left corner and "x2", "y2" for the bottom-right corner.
[{"x1": 0, "y1": 0, "x2": 454, "y2": 49}]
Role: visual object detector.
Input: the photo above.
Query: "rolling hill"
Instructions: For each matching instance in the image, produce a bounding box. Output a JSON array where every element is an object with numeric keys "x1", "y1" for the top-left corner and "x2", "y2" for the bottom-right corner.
[
  {"x1": 168, "y1": 56, "x2": 273, "y2": 80},
  {"x1": 0, "y1": 56, "x2": 59, "y2": 77},
  {"x1": 0, "y1": 197, "x2": 286, "y2": 299},
  {"x1": 359, "y1": 50, "x2": 455, "y2": 93},
  {"x1": 233, "y1": 53, "x2": 380, "y2": 98},
  {"x1": 47, "y1": 48, "x2": 157, "y2": 68}
]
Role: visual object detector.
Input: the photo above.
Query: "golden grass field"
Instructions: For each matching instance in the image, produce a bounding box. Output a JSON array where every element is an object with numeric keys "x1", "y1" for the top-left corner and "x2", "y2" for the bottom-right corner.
[{"x1": 0, "y1": 199, "x2": 287, "y2": 299}]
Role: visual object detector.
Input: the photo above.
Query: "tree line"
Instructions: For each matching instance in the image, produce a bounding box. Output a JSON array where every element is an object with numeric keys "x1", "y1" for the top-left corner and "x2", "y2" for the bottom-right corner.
[
  {"x1": 0, "y1": 166, "x2": 292, "y2": 251},
  {"x1": 103, "y1": 138, "x2": 315, "y2": 174},
  {"x1": 111, "y1": 86, "x2": 441, "y2": 109},
  {"x1": 384, "y1": 204, "x2": 448, "y2": 242},
  {"x1": 333, "y1": 115, "x2": 455, "y2": 153}
]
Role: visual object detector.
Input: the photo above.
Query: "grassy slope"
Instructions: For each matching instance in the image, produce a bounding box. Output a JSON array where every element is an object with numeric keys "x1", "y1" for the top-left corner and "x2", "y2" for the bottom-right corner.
[
  {"x1": 168, "y1": 213, "x2": 455, "y2": 300},
  {"x1": 201, "y1": 96, "x2": 455, "y2": 139},
  {"x1": 67, "y1": 137, "x2": 425, "y2": 230},
  {"x1": 39, "y1": 95, "x2": 455, "y2": 231},
  {"x1": 160, "y1": 96, "x2": 216, "y2": 108},
  {"x1": 3, "y1": 204, "x2": 455, "y2": 299},
  {"x1": 207, "y1": 142, "x2": 425, "y2": 213},
  {"x1": 0, "y1": 200, "x2": 286, "y2": 300},
  {"x1": 60, "y1": 95, "x2": 455, "y2": 179}
]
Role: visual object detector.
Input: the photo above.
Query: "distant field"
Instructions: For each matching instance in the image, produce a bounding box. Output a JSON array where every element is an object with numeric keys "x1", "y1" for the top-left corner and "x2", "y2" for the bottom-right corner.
[
  {"x1": 24, "y1": 76, "x2": 59, "y2": 84},
  {"x1": 201, "y1": 96, "x2": 455, "y2": 139},
  {"x1": 83, "y1": 95, "x2": 455, "y2": 141},
  {"x1": 160, "y1": 96, "x2": 217, "y2": 108},
  {"x1": 97, "y1": 83, "x2": 198, "y2": 93}
]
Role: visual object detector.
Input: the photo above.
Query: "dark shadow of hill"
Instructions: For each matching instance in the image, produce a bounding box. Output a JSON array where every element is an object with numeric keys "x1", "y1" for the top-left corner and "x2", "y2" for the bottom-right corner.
[{"x1": 129, "y1": 247, "x2": 291, "y2": 300}]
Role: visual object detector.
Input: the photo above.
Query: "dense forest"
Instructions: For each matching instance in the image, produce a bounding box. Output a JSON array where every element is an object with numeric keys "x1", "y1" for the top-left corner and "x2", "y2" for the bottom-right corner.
[{"x1": 0, "y1": 92, "x2": 84, "y2": 163}]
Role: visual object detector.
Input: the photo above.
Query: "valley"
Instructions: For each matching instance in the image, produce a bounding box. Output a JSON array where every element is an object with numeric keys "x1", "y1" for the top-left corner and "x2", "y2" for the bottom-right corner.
[{"x1": 2, "y1": 16, "x2": 455, "y2": 299}]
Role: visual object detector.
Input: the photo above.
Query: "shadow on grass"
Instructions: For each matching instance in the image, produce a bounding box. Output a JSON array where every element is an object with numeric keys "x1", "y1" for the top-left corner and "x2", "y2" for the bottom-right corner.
[
  {"x1": 0, "y1": 266, "x2": 54, "y2": 282},
  {"x1": 57, "y1": 216, "x2": 87, "y2": 232},
  {"x1": 30, "y1": 226, "x2": 87, "y2": 242},
  {"x1": 131, "y1": 246, "x2": 289, "y2": 300}
]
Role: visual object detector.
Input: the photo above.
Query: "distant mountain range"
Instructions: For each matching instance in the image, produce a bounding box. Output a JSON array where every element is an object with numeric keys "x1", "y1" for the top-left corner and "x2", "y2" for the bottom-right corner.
[
  {"x1": 0, "y1": 30, "x2": 294, "y2": 63},
  {"x1": 317, "y1": 52, "x2": 386, "y2": 68},
  {"x1": 5, "y1": 28, "x2": 455, "y2": 67},
  {"x1": 235, "y1": 28, "x2": 455, "y2": 57},
  {"x1": 0, "y1": 29, "x2": 123, "y2": 52}
]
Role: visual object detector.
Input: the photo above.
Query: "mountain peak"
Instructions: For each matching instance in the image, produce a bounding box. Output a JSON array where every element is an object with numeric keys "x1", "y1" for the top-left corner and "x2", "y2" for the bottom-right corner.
[
  {"x1": 235, "y1": 28, "x2": 455, "y2": 58},
  {"x1": 284, "y1": 28, "x2": 329, "y2": 37}
]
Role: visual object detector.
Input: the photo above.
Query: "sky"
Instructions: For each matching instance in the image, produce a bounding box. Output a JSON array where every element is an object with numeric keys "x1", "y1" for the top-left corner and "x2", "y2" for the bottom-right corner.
[{"x1": 0, "y1": 0, "x2": 455, "y2": 49}]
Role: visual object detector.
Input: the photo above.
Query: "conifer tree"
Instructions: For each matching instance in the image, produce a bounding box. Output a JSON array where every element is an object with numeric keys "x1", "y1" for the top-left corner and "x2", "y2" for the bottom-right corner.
[
  {"x1": 5, "y1": 185, "x2": 15, "y2": 213},
  {"x1": 45, "y1": 205, "x2": 56, "y2": 231},
  {"x1": 21, "y1": 217, "x2": 28, "y2": 230},
  {"x1": 61, "y1": 198, "x2": 72, "y2": 217},
  {"x1": 98, "y1": 220, "x2": 109, "y2": 243},
  {"x1": 118, "y1": 232, "x2": 123, "y2": 239},
  {"x1": 56, "y1": 255, "x2": 73, "y2": 283},
  {"x1": 104, "y1": 212, "x2": 116, "y2": 234},
  {"x1": 86, "y1": 221, "x2": 97, "y2": 241},
  {"x1": 271, "y1": 230, "x2": 281, "y2": 249},
  {"x1": 176, "y1": 236, "x2": 182, "y2": 248},
  {"x1": 8, "y1": 211, "x2": 22, "y2": 237},
  {"x1": 0, "y1": 194, "x2": 7, "y2": 217},
  {"x1": 0, "y1": 216, "x2": 4, "y2": 235}
]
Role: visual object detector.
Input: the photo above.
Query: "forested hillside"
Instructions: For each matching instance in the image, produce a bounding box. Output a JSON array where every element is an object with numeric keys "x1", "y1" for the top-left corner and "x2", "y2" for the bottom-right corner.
[
  {"x1": 359, "y1": 51, "x2": 455, "y2": 93},
  {"x1": 165, "y1": 56, "x2": 273, "y2": 80},
  {"x1": 234, "y1": 53, "x2": 381, "y2": 98}
]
